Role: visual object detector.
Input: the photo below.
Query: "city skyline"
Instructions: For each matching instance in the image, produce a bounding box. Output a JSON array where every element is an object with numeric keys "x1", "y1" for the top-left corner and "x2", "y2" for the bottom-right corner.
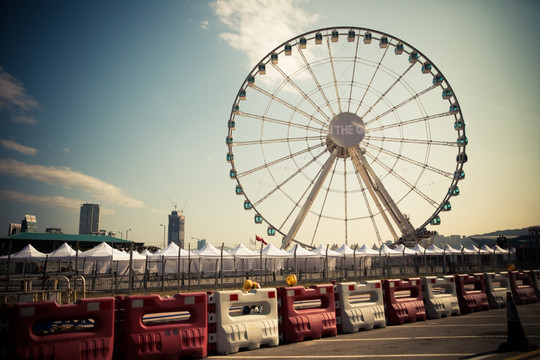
[{"x1": 1, "y1": 1, "x2": 539, "y2": 248}]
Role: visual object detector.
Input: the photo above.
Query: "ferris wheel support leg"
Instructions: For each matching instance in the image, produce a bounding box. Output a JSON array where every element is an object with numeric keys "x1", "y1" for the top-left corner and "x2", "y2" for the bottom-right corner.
[
  {"x1": 349, "y1": 147, "x2": 399, "y2": 241},
  {"x1": 281, "y1": 151, "x2": 338, "y2": 250},
  {"x1": 359, "y1": 149, "x2": 416, "y2": 239}
]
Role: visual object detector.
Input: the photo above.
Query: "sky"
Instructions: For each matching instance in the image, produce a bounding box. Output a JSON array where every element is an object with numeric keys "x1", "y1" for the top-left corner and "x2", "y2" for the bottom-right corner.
[{"x1": 0, "y1": 0, "x2": 539, "y2": 249}]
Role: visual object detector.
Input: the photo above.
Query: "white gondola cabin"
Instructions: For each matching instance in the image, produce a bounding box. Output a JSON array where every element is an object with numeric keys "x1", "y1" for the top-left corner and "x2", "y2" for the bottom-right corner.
[
  {"x1": 271, "y1": 53, "x2": 278, "y2": 64},
  {"x1": 347, "y1": 29, "x2": 355, "y2": 42},
  {"x1": 456, "y1": 152, "x2": 468, "y2": 163},
  {"x1": 363, "y1": 32, "x2": 372, "y2": 44},
  {"x1": 226, "y1": 152, "x2": 234, "y2": 162},
  {"x1": 299, "y1": 37, "x2": 307, "y2": 49},
  {"x1": 433, "y1": 74, "x2": 444, "y2": 86},
  {"x1": 442, "y1": 89, "x2": 453, "y2": 100},
  {"x1": 258, "y1": 64, "x2": 266, "y2": 75},
  {"x1": 449, "y1": 104, "x2": 460, "y2": 114},
  {"x1": 254, "y1": 214, "x2": 263, "y2": 224},
  {"x1": 228, "y1": 119, "x2": 236, "y2": 130},
  {"x1": 232, "y1": 105, "x2": 239, "y2": 114},
  {"x1": 315, "y1": 32, "x2": 323, "y2": 44},
  {"x1": 421, "y1": 62, "x2": 432, "y2": 73},
  {"x1": 226, "y1": 136, "x2": 233, "y2": 145},
  {"x1": 442, "y1": 201, "x2": 452, "y2": 211},
  {"x1": 394, "y1": 43, "x2": 404, "y2": 55},
  {"x1": 243, "y1": 200, "x2": 252, "y2": 210},
  {"x1": 457, "y1": 135, "x2": 468, "y2": 147},
  {"x1": 247, "y1": 76, "x2": 255, "y2": 87},
  {"x1": 238, "y1": 89, "x2": 246, "y2": 100},
  {"x1": 379, "y1": 36, "x2": 389, "y2": 48},
  {"x1": 285, "y1": 44, "x2": 292, "y2": 56},
  {"x1": 409, "y1": 52, "x2": 419, "y2": 63},
  {"x1": 267, "y1": 226, "x2": 276, "y2": 236},
  {"x1": 454, "y1": 119, "x2": 465, "y2": 130},
  {"x1": 454, "y1": 170, "x2": 465, "y2": 180},
  {"x1": 331, "y1": 30, "x2": 339, "y2": 42},
  {"x1": 229, "y1": 169, "x2": 236, "y2": 179},
  {"x1": 235, "y1": 185, "x2": 243, "y2": 195},
  {"x1": 430, "y1": 216, "x2": 441, "y2": 225},
  {"x1": 448, "y1": 185, "x2": 460, "y2": 196}
]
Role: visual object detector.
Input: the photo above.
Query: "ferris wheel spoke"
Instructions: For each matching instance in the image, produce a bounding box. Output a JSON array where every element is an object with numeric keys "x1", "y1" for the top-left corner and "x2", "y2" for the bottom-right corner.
[
  {"x1": 234, "y1": 135, "x2": 326, "y2": 147},
  {"x1": 298, "y1": 47, "x2": 336, "y2": 118},
  {"x1": 363, "y1": 142, "x2": 454, "y2": 178},
  {"x1": 364, "y1": 150, "x2": 440, "y2": 208},
  {"x1": 253, "y1": 147, "x2": 328, "y2": 207},
  {"x1": 354, "y1": 45, "x2": 390, "y2": 114},
  {"x1": 360, "y1": 63, "x2": 415, "y2": 120},
  {"x1": 364, "y1": 135, "x2": 457, "y2": 147},
  {"x1": 282, "y1": 150, "x2": 338, "y2": 249},
  {"x1": 325, "y1": 36, "x2": 342, "y2": 114},
  {"x1": 236, "y1": 142, "x2": 326, "y2": 178},
  {"x1": 364, "y1": 84, "x2": 438, "y2": 127},
  {"x1": 270, "y1": 64, "x2": 332, "y2": 123},
  {"x1": 367, "y1": 112, "x2": 451, "y2": 133},
  {"x1": 238, "y1": 111, "x2": 325, "y2": 133},
  {"x1": 347, "y1": 38, "x2": 361, "y2": 113},
  {"x1": 249, "y1": 84, "x2": 329, "y2": 129}
]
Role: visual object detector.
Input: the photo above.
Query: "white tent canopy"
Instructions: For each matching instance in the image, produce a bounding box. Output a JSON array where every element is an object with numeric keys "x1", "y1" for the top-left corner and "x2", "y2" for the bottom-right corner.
[
  {"x1": 262, "y1": 243, "x2": 291, "y2": 258},
  {"x1": 229, "y1": 243, "x2": 260, "y2": 258},
  {"x1": 312, "y1": 244, "x2": 342, "y2": 257},
  {"x1": 356, "y1": 244, "x2": 380, "y2": 256},
  {"x1": 11, "y1": 244, "x2": 47, "y2": 260},
  {"x1": 196, "y1": 243, "x2": 232, "y2": 259},
  {"x1": 48, "y1": 242, "x2": 77, "y2": 260},
  {"x1": 335, "y1": 244, "x2": 355, "y2": 256},
  {"x1": 377, "y1": 244, "x2": 402, "y2": 257},
  {"x1": 287, "y1": 244, "x2": 319, "y2": 258},
  {"x1": 394, "y1": 244, "x2": 420, "y2": 256},
  {"x1": 149, "y1": 242, "x2": 197, "y2": 259}
]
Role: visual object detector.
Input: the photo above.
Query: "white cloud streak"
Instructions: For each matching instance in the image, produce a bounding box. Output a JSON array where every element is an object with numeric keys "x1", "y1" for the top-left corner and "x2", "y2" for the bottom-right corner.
[
  {"x1": 0, "y1": 66, "x2": 40, "y2": 113},
  {"x1": 11, "y1": 115, "x2": 38, "y2": 125},
  {"x1": 0, "y1": 158, "x2": 145, "y2": 209},
  {"x1": 0, "y1": 139, "x2": 38, "y2": 156},
  {"x1": 0, "y1": 190, "x2": 116, "y2": 214},
  {"x1": 201, "y1": 20, "x2": 209, "y2": 30},
  {"x1": 211, "y1": 0, "x2": 317, "y2": 66}
]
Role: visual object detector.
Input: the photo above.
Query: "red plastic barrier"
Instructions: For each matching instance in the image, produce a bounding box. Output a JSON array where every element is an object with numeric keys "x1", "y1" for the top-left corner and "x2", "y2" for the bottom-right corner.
[
  {"x1": 0, "y1": 304, "x2": 14, "y2": 359},
  {"x1": 277, "y1": 284, "x2": 337, "y2": 343},
  {"x1": 115, "y1": 292, "x2": 207, "y2": 359},
  {"x1": 14, "y1": 297, "x2": 115, "y2": 360},
  {"x1": 381, "y1": 278, "x2": 426, "y2": 325},
  {"x1": 454, "y1": 274, "x2": 489, "y2": 314},
  {"x1": 509, "y1": 271, "x2": 538, "y2": 305}
]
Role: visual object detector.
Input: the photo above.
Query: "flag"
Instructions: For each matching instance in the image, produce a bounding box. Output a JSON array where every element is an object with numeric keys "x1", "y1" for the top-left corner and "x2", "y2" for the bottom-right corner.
[{"x1": 255, "y1": 235, "x2": 268, "y2": 245}]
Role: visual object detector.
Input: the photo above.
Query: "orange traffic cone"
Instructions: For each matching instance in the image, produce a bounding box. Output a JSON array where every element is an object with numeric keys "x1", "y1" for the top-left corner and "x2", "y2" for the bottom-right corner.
[{"x1": 499, "y1": 291, "x2": 537, "y2": 351}]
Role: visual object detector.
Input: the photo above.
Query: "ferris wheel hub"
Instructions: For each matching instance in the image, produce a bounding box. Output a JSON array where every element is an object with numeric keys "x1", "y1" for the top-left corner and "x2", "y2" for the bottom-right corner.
[{"x1": 328, "y1": 112, "x2": 366, "y2": 148}]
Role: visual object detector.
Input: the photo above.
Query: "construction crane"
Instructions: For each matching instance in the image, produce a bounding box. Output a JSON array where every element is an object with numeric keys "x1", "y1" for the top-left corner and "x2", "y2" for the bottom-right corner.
[{"x1": 168, "y1": 197, "x2": 187, "y2": 215}]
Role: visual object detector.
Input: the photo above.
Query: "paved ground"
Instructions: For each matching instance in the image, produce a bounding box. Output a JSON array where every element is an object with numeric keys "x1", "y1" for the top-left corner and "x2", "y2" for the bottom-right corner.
[{"x1": 208, "y1": 302, "x2": 540, "y2": 360}]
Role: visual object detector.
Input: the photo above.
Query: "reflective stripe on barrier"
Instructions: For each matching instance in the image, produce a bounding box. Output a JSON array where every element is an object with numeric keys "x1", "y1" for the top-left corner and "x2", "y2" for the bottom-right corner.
[
  {"x1": 14, "y1": 297, "x2": 115, "y2": 360},
  {"x1": 483, "y1": 272, "x2": 510, "y2": 309},
  {"x1": 532, "y1": 270, "x2": 540, "y2": 298},
  {"x1": 115, "y1": 293, "x2": 207, "y2": 359},
  {"x1": 454, "y1": 274, "x2": 489, "y2": 314},
  {"x1": 421, "y1": 276, "x2": 460, "y2": 319},
  {"x1": 277, "y1": 284, "x2": 337, "y2": 343},
  {"x1": 213, "y1": 288, "x2": 279, "y2": 354},
  {"x1": 509, "y1": 271, "x2": 538, "y2": 305},
  {"x1": 334, "y1": 281, "x2": 385, "y2": 333},
  {"x1": 382, "y1": 278, "x2": 426, "y2": 325}
]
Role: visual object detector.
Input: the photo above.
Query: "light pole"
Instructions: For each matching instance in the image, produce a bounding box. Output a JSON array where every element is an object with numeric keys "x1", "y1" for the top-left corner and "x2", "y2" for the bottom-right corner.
[
  {"x1": 118, "y1": 231, "x2": 123, "y2": 240},
  {"x1": 160, "y1": 224, "x2": 166, "y2": 249},
  {"x1": 126, "y1": 229, "x2": 131, "y2": 242}
]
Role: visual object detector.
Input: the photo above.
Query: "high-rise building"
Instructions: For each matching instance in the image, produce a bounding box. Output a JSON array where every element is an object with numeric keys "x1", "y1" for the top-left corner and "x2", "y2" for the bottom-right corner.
[
  {"x1": 168, "y1": 210, "x2": 185, "y2": 248},
  {"x1": 21, "y1": 215, "x2": 37, "y2": 233},
  {"x1": 8, "y1": 222, "x2": 21, "y2": 236},
  {"x1": 79, "y1": 203, "x2": 100, "y2": 235}
]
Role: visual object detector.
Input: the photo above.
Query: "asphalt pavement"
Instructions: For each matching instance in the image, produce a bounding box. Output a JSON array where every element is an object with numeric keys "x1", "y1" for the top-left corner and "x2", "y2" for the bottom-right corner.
[{"x1": 208, "y1": 302, "x2": 540, "y2": 360}]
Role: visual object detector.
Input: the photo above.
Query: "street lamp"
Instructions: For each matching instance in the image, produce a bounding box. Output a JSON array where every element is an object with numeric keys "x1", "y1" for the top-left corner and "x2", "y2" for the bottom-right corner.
[
  {"x1": 126, "y1": 229, "x2": 131, "y2": 242},
  {"x1": 160, "y1": 224, "x2": 166, "y2": 249},
  {"x1": 118, "y1": 231, "x2": 123, "y2": 240}
]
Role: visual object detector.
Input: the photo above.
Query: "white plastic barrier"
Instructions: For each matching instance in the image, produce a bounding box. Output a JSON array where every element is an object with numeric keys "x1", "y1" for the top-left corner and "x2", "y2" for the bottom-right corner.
[
  {"x1": 334, "y1": 281, "x2": 386, "y2": 333},
  {"x1": 483, "y1": 272, "x2": 510, "y2": 309},
  {"x1": 211, "y1": 288, "x2": 279, "y2": 354},
  {"x1": 421, "y1": 276, "x2": 460, "y2": 319}
]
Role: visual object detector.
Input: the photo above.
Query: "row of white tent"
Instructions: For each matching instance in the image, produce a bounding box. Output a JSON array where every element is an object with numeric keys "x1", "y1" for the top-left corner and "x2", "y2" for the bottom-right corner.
[{"x1": 1, "y1": 241, "x2": 514, "y2": 262}]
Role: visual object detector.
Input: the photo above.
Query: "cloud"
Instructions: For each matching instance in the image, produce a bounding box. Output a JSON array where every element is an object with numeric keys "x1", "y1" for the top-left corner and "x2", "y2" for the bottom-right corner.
[
  {"x1": 0, "y1": 66, "x2": 40, "y2": 113},
  {"x1": 211, "y1": 0, "x2": 317, "y2": 66},
  {"x1": 201, "y1": 20, "x2": 209, "y2": 30},
  {"x1": 11, "y1": 115, "x2": 38, "y2": 125},
  {"x1": 0, "y1": 139, "x2": 38, "y2": 156},
  {"x1": 0, "y1": 158, "x2": 145, "y2": 209},
  {"x1": 0, "y1": 189, "x2": 116, "y2": 214}
]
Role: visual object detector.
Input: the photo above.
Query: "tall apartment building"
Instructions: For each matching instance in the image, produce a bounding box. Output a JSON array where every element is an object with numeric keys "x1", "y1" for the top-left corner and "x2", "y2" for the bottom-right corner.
[
  {"x1": 79, "y1": 203, "x2": 100, "y2": 235},
  {"x1": 168, "y1": 210, "x2": 185, "y2": 248},
  {"x1": 21, "y1": 215, "x2": 37, "y2": 233}
]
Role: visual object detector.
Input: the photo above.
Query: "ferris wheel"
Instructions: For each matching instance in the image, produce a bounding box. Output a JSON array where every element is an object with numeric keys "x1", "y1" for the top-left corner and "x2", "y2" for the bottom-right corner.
[{"x1": 226, "y1": 27, "x2": 467, "y2": 249}]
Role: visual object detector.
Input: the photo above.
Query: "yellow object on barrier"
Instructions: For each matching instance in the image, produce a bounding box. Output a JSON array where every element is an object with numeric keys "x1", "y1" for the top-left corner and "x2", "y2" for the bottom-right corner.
[
  {"x1": 286, "y1": 274, "x2": 297, "y2": 286},
  {"x1": 243, "y1": 279, "x2": 260, "y2": 292},
  {"x1": 508, "y1": 264, "x2": 516, "y2": 271}
]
